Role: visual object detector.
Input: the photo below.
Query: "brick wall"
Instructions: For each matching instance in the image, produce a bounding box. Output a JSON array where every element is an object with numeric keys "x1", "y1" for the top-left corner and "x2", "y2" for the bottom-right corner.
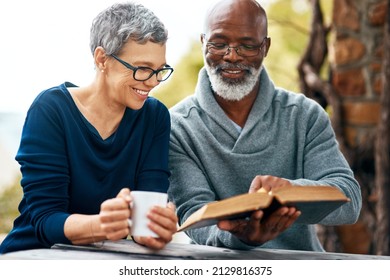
[
  {"x1": 327, "y1": 0, "x2": 388, "y2": 254},
  {"x1": 330, "y1": 0, "x2": 386, "y2": 148}
]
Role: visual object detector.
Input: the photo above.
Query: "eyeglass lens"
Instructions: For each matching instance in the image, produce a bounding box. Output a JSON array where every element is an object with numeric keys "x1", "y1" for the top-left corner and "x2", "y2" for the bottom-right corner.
[
  {"x1": 205, "y1": 36, "x2": 267, "y2": 57},
  {"x1": 134, "y1": 68, "x2": 172, "y2": 82}
]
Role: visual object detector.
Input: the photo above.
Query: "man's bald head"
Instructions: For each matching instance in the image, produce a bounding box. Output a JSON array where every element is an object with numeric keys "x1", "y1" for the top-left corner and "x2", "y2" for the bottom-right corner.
[{"x1": 203, "y1": 0, "x2": 268, "y2": 37}]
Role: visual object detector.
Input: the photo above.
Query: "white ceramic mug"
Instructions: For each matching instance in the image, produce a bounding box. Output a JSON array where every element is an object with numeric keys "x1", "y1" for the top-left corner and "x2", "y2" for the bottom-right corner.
[{"x1": 129, "y1": 191, "x2": 168, "y2": 238}]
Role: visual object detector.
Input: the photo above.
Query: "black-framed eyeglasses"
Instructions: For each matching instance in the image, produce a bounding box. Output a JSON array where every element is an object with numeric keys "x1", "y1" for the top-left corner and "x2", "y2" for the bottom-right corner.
[
  {"x1": 202, "y1": 34, "x2": 269, "y2": 57},
  {"x1": 110, "y1": 54, "x2": 174, "y2": 82}
]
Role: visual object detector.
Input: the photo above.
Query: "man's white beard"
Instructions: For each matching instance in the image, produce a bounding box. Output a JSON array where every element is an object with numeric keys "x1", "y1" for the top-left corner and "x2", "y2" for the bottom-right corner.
[{"x1": 205, "y1": 61, "x2": 263, "y2": 101}]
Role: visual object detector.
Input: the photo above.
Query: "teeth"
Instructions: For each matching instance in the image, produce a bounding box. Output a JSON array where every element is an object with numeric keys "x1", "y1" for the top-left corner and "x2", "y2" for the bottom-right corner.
[
  {"x1": 225, "y1": 70, "x2": 241, "y2": 74},
  {"x1": 134, "y1": 89, "x2": 149, "y2": 96}
]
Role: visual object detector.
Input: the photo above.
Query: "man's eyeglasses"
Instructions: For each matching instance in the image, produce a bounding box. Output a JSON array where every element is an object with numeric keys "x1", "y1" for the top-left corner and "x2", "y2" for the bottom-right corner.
[
  {"x1": 110, "y1": 54, "x2": 174, "y2": 82},
  {"x1": 202, "y1": 34, "x2": 269, "y2": 57}
]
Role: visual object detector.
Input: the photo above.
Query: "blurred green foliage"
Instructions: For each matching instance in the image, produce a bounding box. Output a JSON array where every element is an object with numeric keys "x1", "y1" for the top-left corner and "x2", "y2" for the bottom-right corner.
[
  {"x1": 0, "y1": 177, "x2": 22, "y2": 233},
  {"x1": 151, "y1": 39, "x2": 204, "y2": 108}
]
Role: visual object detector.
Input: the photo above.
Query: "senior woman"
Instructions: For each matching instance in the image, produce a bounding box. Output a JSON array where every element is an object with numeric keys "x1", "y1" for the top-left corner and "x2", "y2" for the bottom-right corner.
[{"x1": 0, "y1": 2, "x2": 177, "y2": 254}]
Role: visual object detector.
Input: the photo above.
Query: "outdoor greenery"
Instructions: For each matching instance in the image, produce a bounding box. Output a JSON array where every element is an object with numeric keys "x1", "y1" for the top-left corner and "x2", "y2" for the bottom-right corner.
[{"x1": 0, "y1": 177, "x2": 22, "y2": 233}]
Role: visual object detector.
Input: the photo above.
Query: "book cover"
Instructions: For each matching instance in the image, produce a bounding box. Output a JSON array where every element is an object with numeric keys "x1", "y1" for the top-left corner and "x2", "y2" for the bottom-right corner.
[{"x1": 178, "y1": 185, "x2": 350, "y2": 232}]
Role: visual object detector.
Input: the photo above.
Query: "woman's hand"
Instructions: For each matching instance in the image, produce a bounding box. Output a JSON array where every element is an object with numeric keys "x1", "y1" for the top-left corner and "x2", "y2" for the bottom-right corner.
[
  {"x1": 133, "y1": 202, "x2": 178, "y2": 250},
  {"x1": 99, "y1": 188, "x2": 132, "y2": 241},
  {"x1": 99, "y1": 188, "x2": 178, "y2": 249}
]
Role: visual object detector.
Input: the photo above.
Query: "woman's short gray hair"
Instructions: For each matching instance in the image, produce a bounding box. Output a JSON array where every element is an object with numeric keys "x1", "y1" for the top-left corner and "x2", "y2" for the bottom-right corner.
[{"x1": 89, "y1": 2, "x2": 168, "y2": 55}]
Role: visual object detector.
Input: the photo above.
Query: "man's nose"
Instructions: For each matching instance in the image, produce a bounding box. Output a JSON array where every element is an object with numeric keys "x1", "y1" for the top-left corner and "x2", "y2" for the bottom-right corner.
[{"x1": 223, "y1": 47, "x2": 243, "y2": 62}]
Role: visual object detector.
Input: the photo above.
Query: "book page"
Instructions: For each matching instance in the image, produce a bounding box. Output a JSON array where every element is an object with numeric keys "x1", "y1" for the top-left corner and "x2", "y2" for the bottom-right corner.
[{"x1": 273, "y1": 185, "x2": 349, "y2": 204}]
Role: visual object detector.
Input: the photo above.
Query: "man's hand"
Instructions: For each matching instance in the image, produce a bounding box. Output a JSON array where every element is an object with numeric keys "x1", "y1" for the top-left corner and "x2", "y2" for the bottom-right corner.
[
  {"x1": 217, "y1": 206, "x2": 300, "y2": 246},
  {"x1": 249, "y1": 175, "x2": 293, "y2": 193},
  {"x1": 218, "y1": 175, "x2": 300, "y2": 245}
]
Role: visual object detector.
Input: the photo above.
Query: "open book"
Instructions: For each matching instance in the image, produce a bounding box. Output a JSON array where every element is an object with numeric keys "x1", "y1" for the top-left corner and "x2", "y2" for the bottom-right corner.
[{"x1": 178, "y1": 185, "x2": 350, "y2": 232}]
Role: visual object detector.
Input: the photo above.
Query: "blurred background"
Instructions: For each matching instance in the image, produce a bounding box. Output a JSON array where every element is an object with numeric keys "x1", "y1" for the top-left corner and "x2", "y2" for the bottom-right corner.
[{"x1": 1, "y1": 0, "x2": 389, "y2": 255}]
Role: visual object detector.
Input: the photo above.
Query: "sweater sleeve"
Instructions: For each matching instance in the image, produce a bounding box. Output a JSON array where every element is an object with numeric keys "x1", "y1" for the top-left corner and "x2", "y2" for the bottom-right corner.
[
  {"x1": 289, "y1": 101, "x2": 362, "y2": 225},
  {"x1": 16, "y1": 99, "x2": 71, "y2": 247}
]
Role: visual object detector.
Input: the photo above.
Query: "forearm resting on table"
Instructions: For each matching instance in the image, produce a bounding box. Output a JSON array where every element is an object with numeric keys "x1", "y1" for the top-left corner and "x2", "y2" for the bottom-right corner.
[{"x1": 64, "y1": 214, "x2": 106, "y2": 244}]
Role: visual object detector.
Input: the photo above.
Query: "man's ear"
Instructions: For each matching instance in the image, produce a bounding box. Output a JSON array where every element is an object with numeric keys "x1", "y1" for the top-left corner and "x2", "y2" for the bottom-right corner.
[
  {"x1": 200, "y1": 33, "x2": 205, "y2": 44},
  {"x1": 263, "y1": 37, "x2": 271, "y2": 57}
]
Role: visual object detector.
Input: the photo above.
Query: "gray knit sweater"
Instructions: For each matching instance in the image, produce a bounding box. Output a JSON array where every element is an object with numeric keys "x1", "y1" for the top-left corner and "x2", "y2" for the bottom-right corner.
[{"x1": 168, "y1": 67, "x2": 361, "y2": 251}]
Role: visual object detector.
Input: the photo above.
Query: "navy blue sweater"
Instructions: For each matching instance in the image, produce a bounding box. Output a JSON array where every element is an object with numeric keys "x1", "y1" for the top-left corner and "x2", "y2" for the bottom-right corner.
[{"x1": 0, "y1": 82, "x2": 170, "y2": 254}]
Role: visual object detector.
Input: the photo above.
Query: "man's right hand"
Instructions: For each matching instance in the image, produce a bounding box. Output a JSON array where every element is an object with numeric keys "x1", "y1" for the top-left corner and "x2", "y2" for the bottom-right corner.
[
  {"x1": 218, "y1": 175, "x2": 300, "y2": 245},
  {"x1": 217, "y1": 206, "x2": 301, "y2": 246}
]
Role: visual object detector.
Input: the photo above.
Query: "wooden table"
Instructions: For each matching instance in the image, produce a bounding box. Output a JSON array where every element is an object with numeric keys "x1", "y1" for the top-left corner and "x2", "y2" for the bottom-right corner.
[{"x1": 1, "y1": 239, "x2": 389, "y2": 260}]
